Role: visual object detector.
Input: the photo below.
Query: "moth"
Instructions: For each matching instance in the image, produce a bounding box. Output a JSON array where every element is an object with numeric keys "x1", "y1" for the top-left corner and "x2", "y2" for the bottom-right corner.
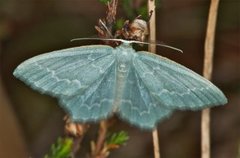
[{"x1": 13, "y1": 39, "x2": 227, "y2": 129}]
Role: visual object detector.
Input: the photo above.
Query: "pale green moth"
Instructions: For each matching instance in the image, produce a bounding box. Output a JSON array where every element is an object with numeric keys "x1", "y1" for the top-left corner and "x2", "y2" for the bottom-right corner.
[{"x1": 13, "y1": 39, "x2": 227, "y2": 129}]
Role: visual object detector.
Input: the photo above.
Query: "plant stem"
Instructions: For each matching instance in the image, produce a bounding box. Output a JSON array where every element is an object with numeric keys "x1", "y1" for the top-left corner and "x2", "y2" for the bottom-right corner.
[
  {"x1": 148, "y1": 0, "x2": 156, "y2": 53},
  {"x1": 152, "y1": 129, "x2": 160, "y2": 158},
  {"x1": 91, "y1": 121, "x2": 108, "y2": 158},
  {"x1": 148, "y1": 1, "x2": 160, "y2": 158},
  {"x1": 201, "y1": 0, "x2": 220, "y2": 158}
]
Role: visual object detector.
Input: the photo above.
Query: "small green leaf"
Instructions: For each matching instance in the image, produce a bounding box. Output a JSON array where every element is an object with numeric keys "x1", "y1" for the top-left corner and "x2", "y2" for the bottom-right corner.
[
  {"x1": 107, "y1": 131, "x2": 129, "y2": 145},
  {"x1": 137, "y1": 6, "x2": 148, "y2": 20},
  {"x1": 44, "y1": 137, "x2": 73, "y2": 158},
  {"x1": 115, "y1": 18, "x2": 125, "y2": 30}
]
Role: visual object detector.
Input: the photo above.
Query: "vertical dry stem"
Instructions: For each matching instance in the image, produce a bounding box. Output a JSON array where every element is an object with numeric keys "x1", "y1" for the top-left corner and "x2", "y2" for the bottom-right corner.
[
  {"x1": 92, "y1": 121, "x2": 108, "y2": 157},
  {"x1": 152, "y1": 129, "x2": 160, "y2": 158},
  {"x1": 201, "y1": 0, "x2": 220, "y2": 158},
  {"x1": 148, "y1": 0, "x2": 156, "y2": 53},
  {"x1": 148, "y1": 1, "x2": 160, "y2": 158}
]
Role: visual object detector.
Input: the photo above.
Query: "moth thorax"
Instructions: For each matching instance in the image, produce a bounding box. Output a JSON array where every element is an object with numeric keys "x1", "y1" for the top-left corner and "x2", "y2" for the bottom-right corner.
[{"x1": 116, "y1": 50, "x2": 132, "y2": 74}]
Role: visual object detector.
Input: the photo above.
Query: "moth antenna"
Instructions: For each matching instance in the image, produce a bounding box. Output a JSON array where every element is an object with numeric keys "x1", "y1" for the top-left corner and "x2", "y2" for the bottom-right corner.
[
  {"x1": 70, "y1": 37, "x2": 130, "y2": 43},
  {"x1": 131, "y1": 40, "x2": 183, "y2": 53},
  {"x1": 153, "y1": 43, "x2": 183, "y2": 53},
  {"x1": 71, "y1": 38, "x2": 183, "y2": 53}
]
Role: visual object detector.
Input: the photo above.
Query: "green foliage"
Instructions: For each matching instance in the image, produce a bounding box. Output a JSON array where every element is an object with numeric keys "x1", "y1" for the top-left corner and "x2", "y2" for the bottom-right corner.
[
  {"x1": 115, "y1": 18, "x2": 125, "y2": 30},
  {"x1": 122, "y1": 0, "x2": 161, "y2": 20},
  {"x1": 136, "y1": 5, "x2": 148, "y2": 20},
  {"x1": 44, "y1": 137, "x2": 73, "y2": 158},
  {"x1": 99, "y1": 0, "x2": 111, "y2": 4},
  {"x1": 122, "y1": 0, "x2": 138, "y2": 19},
  {"x1": 107, "y1": 131, "x2": 129, "y2": 146},
  {"x1": 155, "y1": 0, "x2": 162, "y2": 9}
]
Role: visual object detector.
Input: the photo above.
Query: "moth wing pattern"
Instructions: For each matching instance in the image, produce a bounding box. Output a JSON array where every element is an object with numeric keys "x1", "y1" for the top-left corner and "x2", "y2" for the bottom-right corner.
[
  {"x1": 134, "y1": 51, "x2": 227, "y2": 110},
  {"x1": 59, "y1": 61, "x2": 116, "y2": 121},
  {"x1": 119, "y1": 64, "x2": 173, "y2": 129},
  {"x1": 13, "y1": 45, "x2": 115, "y2": 97}
]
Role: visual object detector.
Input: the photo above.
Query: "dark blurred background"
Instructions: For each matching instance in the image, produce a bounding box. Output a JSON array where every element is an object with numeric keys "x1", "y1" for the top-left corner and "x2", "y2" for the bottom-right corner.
[{"x1": 0, "y1": 0, "x2": 239, "y2": 158}]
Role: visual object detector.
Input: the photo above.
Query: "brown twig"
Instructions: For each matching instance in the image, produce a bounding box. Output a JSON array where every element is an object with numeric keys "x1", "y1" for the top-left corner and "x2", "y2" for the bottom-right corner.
[
  {"x1": 201, "y1": 0, "x2": 220, "y2": 158},
  {"x1": 95, "y1": 0, "x2": 118, "y2": 45},
  {"x1": 91, "y1": 121, "x2": 108, "y2": 158},
  {"x1": 148, "y1": 0, "x2": 160, "y2": 158},
  {"x1": 64, "y1": 116, "x2": 89, "y2": 157},
  {"x1": 106, "y1": 0, "x2": 118, "y2": 30},
  {"x1": 148, "y1": 0, "x2": 156, "y2": 53},
  {"x1": 152, "y1": 129, "x2": 160, "y2": 158}
]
